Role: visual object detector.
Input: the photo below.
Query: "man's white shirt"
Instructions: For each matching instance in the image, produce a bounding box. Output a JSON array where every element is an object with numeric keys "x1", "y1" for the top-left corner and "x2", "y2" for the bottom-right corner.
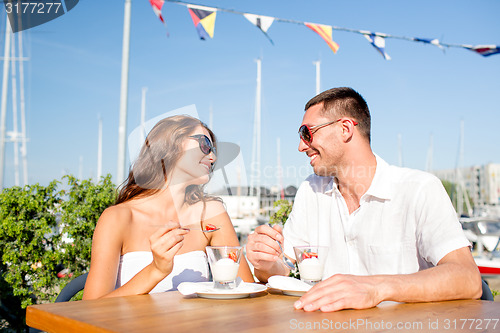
[{"x1": 283, "y1": 155, "x2": 470, "y2": 278}]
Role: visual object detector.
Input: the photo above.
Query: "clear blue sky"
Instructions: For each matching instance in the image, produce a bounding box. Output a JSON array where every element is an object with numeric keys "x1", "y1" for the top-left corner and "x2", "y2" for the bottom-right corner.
[{"x1": 1, "y1": 0, "x2": 499, "y2": 189}]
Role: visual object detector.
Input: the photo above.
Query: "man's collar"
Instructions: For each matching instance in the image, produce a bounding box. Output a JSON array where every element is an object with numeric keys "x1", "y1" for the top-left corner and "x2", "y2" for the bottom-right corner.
[
  {"x1": 324, "y1": 178, "x2": 336, "y2": 195},
  {"x1": 320, "y1": 154, "x2": 392, "y2": 200},
  {"x1": 363, "y1": 154, "x2": 392, "y2": 200}
]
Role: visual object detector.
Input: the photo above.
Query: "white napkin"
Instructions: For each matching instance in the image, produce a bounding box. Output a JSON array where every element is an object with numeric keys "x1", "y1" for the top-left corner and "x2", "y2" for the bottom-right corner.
[
  {"x1": 267, "y1": 276, "x2": 312, "y2": 292},
  {"x1": 177, "y1": 282, "x2": 203, "y2": 296}
]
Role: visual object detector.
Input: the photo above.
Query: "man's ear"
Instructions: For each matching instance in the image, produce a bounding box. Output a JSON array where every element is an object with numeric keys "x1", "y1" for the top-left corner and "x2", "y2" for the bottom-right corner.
[{"x1": 341, "y1": 120, "x2": 355, "y2": 143}]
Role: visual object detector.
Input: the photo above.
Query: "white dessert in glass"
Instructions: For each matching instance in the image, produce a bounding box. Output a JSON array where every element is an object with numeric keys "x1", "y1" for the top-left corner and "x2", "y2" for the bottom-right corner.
[
  {"x1": 293, "y1": 246, "x2": 329, "y2": 285},
  {"x1": 206, "y1": 246, "x2": 242, "y2": 289},
  {"x1": 298, "y1": 257, "x2": 323, "y2": 281},
  {"x1": 212, "y1": 258, "x2": 239, "y2": 282}
]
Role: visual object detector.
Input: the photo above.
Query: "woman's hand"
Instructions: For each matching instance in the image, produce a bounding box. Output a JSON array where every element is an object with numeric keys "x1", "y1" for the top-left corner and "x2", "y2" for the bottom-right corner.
[{"x1": 149, "y1": 220, "x2": 189, "y2": 277}]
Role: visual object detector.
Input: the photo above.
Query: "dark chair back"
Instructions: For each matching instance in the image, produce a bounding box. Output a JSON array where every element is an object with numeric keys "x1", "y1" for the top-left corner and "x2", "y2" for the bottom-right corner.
[
  {"x1": 55, "y1": 273, "x2": 88, "y2": 303},
  {"x1": 481, "y1": 279, "x2": 494, "y2": 301}
]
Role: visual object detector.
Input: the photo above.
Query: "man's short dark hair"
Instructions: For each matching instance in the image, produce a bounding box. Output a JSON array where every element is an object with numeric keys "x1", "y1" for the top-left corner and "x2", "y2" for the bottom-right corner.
[{"x1": 305, "y1": 87, "x2": 371, "y2": 142}]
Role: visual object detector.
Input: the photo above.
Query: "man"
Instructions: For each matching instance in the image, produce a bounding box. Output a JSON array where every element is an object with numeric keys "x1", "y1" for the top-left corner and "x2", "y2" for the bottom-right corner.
[{"x1": 246, "y1": 87, "x2": 481, "y2": 312}]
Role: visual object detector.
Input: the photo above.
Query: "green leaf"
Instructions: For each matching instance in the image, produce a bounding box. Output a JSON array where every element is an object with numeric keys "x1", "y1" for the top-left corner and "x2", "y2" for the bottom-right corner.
[{"x1": 269, "y1": 199, "x2": 293, "y2": 226}]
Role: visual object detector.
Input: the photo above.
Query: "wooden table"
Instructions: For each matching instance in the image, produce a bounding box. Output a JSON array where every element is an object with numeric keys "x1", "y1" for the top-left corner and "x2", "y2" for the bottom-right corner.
[{"x1": 27, "y1": 291, "x2": 500, "y2": 332}]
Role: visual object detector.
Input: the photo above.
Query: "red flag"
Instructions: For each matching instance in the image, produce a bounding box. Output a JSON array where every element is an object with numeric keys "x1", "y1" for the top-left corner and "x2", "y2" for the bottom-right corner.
[
  {"x1": 305, "y1": 22, "x2": 339, "y2": 54},
  {"x1": 468, "y1": 45, "x2": 500, "y2": 57},
  {"x1": 149, "y1": 0, "x2": 165, "y2": 24}
]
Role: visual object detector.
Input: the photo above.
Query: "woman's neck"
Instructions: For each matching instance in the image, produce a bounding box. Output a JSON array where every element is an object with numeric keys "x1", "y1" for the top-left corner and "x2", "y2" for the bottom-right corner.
[
  {"x1": 164, "y1": 182, "x2": 189, "y2": 213},
  {"x1": 131, "y1": 184, "x2": 188, "y2": 220}
]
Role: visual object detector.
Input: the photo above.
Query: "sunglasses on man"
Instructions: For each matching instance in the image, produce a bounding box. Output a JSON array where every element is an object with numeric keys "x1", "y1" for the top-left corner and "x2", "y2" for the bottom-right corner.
[
  {"x1": 298, "y1": 118, "x2": 358, "y2": 144},
  {"x1": 189, "y1": 134, "x2": 217, "y2": 156}
]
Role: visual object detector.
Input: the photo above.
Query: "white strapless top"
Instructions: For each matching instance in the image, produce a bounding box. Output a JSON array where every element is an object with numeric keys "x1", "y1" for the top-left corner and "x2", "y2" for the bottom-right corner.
[{"x1": 115, "y1": 250, "x2": 209, "y2": 293}]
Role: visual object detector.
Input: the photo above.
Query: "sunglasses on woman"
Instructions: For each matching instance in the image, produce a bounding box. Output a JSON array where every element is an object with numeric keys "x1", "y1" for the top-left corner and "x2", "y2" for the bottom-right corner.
[
  {"x1": 298, "y1": 118, "x2": 358, "y2": 144},
  {"x1": 189, "y1": 134, "x2": 216, "y2": 156}
]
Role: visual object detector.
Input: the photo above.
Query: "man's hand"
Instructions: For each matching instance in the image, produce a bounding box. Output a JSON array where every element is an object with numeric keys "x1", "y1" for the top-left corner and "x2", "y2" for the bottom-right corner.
[
  {"x1": 245, "y1": 224, "x2": 289, "y2": 281},
  {"x1": 293, "y1": 274, "x2": 384, "y2": 312},
  {"x1": 293, "y1": 247, "x2": 482, "y2": 312}
]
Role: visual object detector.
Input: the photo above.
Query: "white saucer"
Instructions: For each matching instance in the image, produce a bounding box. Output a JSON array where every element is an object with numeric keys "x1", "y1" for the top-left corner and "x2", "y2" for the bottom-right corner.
[
  {"x1": 266, "y1": 276, "x2": 312, "y2": 297},
  {"x1": 178, "y1": 282, "x2": 267, "y2": 299},
  {"x1": 267, "y1": 285, "x2": 308, "y2": 297}
]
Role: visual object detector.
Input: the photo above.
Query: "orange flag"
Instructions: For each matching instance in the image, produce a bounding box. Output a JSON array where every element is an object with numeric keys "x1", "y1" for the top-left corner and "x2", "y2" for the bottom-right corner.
[{"x1": 305, "y1": 22, "x2": 339, "y2": 54}]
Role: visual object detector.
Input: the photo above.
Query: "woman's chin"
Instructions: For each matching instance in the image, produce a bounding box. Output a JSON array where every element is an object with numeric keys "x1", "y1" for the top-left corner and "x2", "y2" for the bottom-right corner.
[{"x1": 190, "y1": 173, "x2": 210, "y2": 186}]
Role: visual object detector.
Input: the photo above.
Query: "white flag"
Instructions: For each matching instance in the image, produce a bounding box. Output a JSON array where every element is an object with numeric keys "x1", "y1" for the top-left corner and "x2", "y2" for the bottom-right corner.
[{"x1": 243, "y1": 13, "x2": 275, "y2": 44}]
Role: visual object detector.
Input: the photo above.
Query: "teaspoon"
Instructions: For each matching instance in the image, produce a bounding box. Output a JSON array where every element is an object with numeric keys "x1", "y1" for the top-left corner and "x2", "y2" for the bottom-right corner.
[
  {"x1": 180, "y1": 224, "x2": 220, "y2": 233},
  {"x1": 277, "y1": 240, "x2": 295, "y2": 271}
]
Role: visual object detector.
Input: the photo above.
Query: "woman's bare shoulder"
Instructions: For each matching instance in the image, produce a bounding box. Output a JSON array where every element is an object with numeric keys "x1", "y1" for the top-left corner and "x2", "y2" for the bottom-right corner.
[
  {"x1": 204, "y1": 199, "x2": 227, "y2": 217},
  {"x1": 97, "y1": 203, "x2": 133, "y2": 228}
]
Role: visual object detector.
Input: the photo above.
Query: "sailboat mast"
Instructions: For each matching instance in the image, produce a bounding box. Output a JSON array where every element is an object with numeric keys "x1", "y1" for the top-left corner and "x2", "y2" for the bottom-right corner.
[
  {"x1": 398, "y1": 133, "x2": 403, "y2": 167},
  {"x1": 456, "y1": 120, "x2": 464, "y2": 216},
  {"x1": 277, "y1": 137, "x2": 284, "y2": 200},
  {"x1": 209, "y1": 103, "x2": 213, "y2": 130},
  {"x1": 97, "y1": 116, "x2": 103, "y2": 181},
  {"x1": 313, "y1": 60, "x2": 320, "y2": 95},
  {"x1": 251, "y1": 58, "x2": 261, "y2": 201},
  {"x1": 78, "y1": 156, "x2": 83, "y2": 180},
  {"x1": 117, "y1": 0, "x2": 132, "y2": 184},
  {"x1": 140, "y1": 87, "x2": 147, "y2": 141},
  {"x1": 426, "y1": 133, "x2": 433, "y2": 172},
  {"x1": 18, "y1": 29, "x2": 28, "y2": 186},
  {"x1": 255, "y1": 58, "x2": 262, "y2": 202},
  {"x1": 10, "y1": 32, "x2": 19, "y2": 186},
  {"x1": 455, "y1": 120, "x2": 473, "y2": 216},
  {"x1": 0, "y1": 20, "x2": 11, "y2": 189}
]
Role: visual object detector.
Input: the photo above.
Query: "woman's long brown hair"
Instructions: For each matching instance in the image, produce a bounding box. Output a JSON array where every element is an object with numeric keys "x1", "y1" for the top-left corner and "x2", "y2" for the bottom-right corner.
[{"x1": 115, "y1": 115, "x2": 220, "y2": 208}]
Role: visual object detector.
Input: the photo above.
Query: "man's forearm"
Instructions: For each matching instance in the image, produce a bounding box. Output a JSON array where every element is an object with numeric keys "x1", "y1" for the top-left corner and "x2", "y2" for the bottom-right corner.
[{"x1": 380, "y1": 257, "x2": 482, "y2": 303}]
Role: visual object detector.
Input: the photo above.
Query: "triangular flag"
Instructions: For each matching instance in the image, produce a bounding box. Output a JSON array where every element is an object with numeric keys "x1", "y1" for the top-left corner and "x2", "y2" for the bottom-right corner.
[
  {"x1": 305, "y1": 23, "x2": 339, "y2": 54},
  {"x1": 466, "y1": 45, "x2": 500, "y2": 57},
  {"x1": 187, "y1": 4, "x2": 217, "y2": 40},
  {"x1": 148, "y1": 0, "x2": 165, "y2": 24},
  {"x1": 243, "y1": 13, "x2": 275, "y2": 45},
  {"x1": 413, "y1": 37, "x2": 443, "y2": 50},
  {"x1": 361, "y1": 32, "x2": 391, "y2": 60}
]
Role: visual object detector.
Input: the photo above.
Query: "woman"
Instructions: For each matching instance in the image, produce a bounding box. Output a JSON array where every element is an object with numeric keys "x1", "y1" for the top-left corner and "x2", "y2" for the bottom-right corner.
[{"x1": 83, "y1": 115, "x2": 254, "y2": 299}]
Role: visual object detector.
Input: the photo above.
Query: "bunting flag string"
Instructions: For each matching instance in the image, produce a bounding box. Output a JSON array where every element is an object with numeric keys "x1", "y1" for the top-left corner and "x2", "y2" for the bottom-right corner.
[{"x1": 159, "y1": 0, "x2": 499, "y2": 59}]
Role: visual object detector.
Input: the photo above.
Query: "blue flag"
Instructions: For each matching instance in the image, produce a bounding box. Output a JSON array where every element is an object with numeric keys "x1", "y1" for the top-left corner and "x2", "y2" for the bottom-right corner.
[{"x1": 361, "y1": 32, "x2": 391, "y2": 60}]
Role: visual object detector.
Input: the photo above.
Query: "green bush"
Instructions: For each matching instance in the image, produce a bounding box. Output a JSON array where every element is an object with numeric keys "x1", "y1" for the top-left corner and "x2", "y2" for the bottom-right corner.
[
  {"x1": 0, "y1": 175, "x2": 116, "y2": 331},
  {"x1": 0, "y1": 181, "x2": 62, "y2": 331},
  {"x1": 59, "y1": 175, "x2": 116, "y2": 276}
]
